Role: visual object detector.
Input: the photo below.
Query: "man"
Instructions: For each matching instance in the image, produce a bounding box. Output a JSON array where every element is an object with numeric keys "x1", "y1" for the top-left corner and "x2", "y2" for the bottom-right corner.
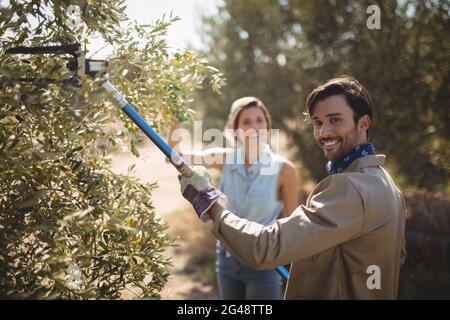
[{"x1": 179, "y1": 76, "x2": 407, "y2": 299}]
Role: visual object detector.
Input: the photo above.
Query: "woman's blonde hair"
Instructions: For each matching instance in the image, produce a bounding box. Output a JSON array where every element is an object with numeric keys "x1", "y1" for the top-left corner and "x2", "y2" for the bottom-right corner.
[{"x1": 224, "y1": 96, "x2": 273, "y2": 146}]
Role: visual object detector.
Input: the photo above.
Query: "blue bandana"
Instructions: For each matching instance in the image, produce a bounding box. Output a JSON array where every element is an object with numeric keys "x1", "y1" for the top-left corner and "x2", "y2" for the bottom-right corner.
[{"x1": 326, "y1": 143, "x2": 375, "y2": 175}]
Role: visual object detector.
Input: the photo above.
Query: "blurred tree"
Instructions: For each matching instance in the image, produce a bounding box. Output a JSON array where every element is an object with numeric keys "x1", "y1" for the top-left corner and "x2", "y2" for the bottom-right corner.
[
  {"x1": 0, "y1": 0, "x2": 223, "y2": 299},
  {"x1": 197, "y1": 0, "x2": 449, "y2": 191}
]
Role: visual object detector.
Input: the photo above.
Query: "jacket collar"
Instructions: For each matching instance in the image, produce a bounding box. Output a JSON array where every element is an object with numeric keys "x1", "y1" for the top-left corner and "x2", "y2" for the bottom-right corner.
[{"x1": 344, "y1": 154, "x2": 385, "y2": 173}]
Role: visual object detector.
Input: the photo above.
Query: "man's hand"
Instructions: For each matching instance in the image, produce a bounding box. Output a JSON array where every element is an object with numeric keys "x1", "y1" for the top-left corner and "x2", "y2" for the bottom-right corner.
[{"x1": 179, "y1": 166, "x2": 227, "y2": 222}]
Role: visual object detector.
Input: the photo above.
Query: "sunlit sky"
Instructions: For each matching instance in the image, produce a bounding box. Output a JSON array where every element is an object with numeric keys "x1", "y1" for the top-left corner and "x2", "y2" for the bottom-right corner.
[{"x1": 88, "y1": 0, "x2": 222, "y2": 58}]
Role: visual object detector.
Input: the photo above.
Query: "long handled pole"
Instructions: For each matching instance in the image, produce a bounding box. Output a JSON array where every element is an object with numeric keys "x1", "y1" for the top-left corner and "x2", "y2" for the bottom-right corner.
[{"x1": 101, "y1": 81, "x2": 289, "y2": 281}]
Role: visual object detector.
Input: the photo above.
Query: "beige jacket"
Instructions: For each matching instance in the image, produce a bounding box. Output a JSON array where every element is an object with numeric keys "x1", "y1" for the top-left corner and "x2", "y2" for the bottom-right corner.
[{"x1": 212, "y1": 155, "x2": 407, "y2": 299}]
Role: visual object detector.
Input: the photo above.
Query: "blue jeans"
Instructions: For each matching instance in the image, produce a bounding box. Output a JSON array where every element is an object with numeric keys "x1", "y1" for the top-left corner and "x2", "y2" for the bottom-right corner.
[{"x1": 216, "y1": 245, "x2": 282, "y2": 300}]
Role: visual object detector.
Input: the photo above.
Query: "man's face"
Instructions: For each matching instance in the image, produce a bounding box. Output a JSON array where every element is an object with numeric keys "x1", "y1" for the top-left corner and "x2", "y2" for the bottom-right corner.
[{"x1": 311, "y1": 94, "x2": 368, "y2": 162}]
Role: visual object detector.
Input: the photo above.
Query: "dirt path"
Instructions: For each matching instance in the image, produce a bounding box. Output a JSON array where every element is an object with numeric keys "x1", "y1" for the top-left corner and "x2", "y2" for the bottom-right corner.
[{"x1": 159, "y1": 244, "x2": 218, "y2": 300}]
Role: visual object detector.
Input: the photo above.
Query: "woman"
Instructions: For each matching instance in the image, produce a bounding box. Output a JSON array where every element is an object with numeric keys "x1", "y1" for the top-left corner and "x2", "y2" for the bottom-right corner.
[{"x1": 168, "y1": 97, "x2": 298, "y2": 299}]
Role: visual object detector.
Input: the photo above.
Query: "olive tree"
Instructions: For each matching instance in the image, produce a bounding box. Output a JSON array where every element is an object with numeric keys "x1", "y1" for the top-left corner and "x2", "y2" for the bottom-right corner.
[{"x1": 0, "y1": 0, "x2": 223, "y2": 299}]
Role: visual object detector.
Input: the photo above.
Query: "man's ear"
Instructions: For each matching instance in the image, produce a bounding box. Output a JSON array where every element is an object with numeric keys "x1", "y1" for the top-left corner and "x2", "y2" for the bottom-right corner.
[{"x1": 358, "y1": 115, "x2": 371, "y2": 132}]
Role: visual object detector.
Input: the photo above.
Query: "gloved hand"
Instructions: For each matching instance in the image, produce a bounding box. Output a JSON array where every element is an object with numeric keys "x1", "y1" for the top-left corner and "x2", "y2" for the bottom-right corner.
[{"x1": 179, "y1": 166, "x2": 227, "y2": 222}]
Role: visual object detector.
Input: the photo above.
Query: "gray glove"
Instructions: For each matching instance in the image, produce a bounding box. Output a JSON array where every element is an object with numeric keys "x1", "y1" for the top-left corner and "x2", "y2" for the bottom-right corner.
[{"x1": 179, "y1": 166, "x2": 227, "y2": 222}]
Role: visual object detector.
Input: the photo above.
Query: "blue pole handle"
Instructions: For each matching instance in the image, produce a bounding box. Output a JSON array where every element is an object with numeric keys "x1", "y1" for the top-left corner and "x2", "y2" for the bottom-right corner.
[
  {"x1": 276, "y1": 266, "x2": 289, "y2": 280},
  {"x1": 101, "y1": 81, "x2": 194, "y2": 177}
]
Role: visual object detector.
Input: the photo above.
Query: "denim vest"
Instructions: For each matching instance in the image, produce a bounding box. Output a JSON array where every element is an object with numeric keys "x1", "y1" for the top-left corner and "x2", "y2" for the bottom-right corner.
[{"x1": 219, "y1": 144, "x2": 283, "y2": 225}]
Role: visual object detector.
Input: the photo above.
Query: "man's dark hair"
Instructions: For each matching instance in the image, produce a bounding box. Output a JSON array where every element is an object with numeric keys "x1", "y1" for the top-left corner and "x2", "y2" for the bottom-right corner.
[{"x1": 305, "y1": 76, "x2": 374, "y2": 138}]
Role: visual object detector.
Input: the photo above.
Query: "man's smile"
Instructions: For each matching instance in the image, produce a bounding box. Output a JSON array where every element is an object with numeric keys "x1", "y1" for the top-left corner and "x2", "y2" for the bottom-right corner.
[{"x1": 320, "y1": 137, "x2": 342, "y2": 151}]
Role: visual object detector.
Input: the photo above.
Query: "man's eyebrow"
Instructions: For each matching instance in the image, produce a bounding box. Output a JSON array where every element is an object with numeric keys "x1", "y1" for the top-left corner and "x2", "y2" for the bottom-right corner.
[
  {"x1": 311, "y1": 113, "x2": 342, "y2": 120},
  {"x1": 326, "y1": 113, "x2": 342, "y2": 117}
]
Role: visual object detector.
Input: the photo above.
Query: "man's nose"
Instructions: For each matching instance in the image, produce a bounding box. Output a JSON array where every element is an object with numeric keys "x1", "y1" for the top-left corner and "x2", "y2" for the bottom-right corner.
[{"x1": 320, "y1": 123, "x2": 333, "y2": 137}]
